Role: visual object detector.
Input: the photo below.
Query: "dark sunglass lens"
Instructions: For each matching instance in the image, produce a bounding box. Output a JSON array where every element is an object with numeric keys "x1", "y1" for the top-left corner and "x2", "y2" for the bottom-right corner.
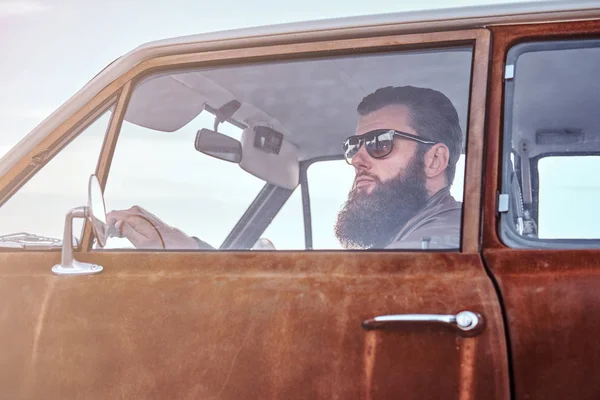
[
  {"x1": 343, "y1": 137, "x2": 361, "y2": 162},
  {"x1": 366, "y1": 131, "x2": 393, "y2": 158}
]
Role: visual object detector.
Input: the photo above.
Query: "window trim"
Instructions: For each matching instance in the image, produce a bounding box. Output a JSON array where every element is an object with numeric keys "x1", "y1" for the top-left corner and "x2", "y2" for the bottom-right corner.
[
  {"x1": 301, "y1": 155, "x2": 343, "y2": 250},
  {"x1": 500, "y1": 38, "x2": 600, "y2": 249},
  {"x1": 299, "y1": 164, "x2": 313, "y2": 250},
  {"x1": 81, "y1": 85, "x2": 132, "y2": 251},
  {"x1": 220, "y1": 183, "x2": 293, "y2": 250}
]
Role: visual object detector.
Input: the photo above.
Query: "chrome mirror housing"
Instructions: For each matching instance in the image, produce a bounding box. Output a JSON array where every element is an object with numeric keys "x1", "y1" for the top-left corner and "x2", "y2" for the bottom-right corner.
[{"x1": 51, "y1": 174, "x2": 107, "y2": 276}]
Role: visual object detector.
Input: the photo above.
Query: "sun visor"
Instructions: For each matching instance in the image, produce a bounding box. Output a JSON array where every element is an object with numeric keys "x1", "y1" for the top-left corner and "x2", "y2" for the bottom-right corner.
[
  {"x1": 239, "y1": 126, "x2": 299, "y2": 190},
  {"x1": 124, "y1": 75, "x2": 207, "y2": 132}
]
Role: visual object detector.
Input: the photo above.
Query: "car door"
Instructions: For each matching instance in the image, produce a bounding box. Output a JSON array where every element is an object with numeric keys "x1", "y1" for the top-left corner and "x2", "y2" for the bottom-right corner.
[
  {"x1": 0, "y1": 28, "x2": 509, "y2": 399},
  {"x1": 483, "y1": 20, "x2": 600, "y2": 400}
]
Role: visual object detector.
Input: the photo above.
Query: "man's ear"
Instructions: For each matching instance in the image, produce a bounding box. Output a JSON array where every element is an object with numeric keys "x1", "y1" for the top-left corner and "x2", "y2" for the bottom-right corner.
[{"x1": 423, "y1": 143, "x2": 449, "y2": 179}]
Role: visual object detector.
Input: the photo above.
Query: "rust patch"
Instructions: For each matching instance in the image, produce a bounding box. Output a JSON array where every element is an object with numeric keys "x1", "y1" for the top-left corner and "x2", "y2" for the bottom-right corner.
[
  {"x1": 458, "y1": 337, "x2": 478, "y2": 400},
  {"x1": 331, "y1": 294, "x2": 351, "y2": 400},
  {"x1": 363, "y1": 331, "x2": 377, "y2": 400},
  {"x1": 21, "y1": 279, "x2": 55, "y2": 399},
  {"x1": 217, "y1": 326, "x2": 254, "y2": 397}
]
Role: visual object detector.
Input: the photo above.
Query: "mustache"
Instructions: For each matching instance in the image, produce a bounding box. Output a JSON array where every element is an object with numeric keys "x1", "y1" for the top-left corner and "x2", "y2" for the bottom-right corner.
[{"x1": 354, "y1": 171, "x2": 380, "y2": 183}]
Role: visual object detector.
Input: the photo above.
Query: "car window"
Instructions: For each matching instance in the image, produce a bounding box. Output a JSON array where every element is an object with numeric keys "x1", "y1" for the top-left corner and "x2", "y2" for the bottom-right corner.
[
  {"x1": 0, "y1": 107, "x2": 114, "y2": 248},
  {"x1": 102, "y1": 45, "x2": 474, "y2": 251},
  {"x1": 308, "y1": 160, "x2": 354, "y2": 249},
  {"x1": 501, "y1": 39, "x2": 600, "y2": 248},
  {"x1": 538, "y1": 156, "x2": 600, "y2": 239}
]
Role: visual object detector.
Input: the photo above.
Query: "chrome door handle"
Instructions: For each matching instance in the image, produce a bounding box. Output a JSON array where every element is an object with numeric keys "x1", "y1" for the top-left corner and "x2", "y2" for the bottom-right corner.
[{"x1": 362, "y1": 311, "x2": 484, "y2": 336}]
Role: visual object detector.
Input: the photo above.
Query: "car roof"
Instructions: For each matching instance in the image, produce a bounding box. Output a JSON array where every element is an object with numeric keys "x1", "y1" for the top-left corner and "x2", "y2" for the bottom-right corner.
[{"x1": 131, "y1": 0, "x2": 600, "y2": 53}]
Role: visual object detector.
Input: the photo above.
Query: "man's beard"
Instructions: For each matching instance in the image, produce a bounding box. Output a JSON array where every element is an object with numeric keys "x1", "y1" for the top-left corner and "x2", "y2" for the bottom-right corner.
[{"x1": 334, "y1": 151, "x2": 429, "y2": 249}]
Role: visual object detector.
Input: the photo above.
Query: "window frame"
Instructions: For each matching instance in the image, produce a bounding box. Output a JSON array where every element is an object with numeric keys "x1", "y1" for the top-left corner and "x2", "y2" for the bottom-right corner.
[
  {"x1": 499, "y1": 38, "x2": 600, "y2": 249},
  {"x1": 220, "y1": 183, "x2": 294, "y2": 250},
  {"x1": 52, "y1": 28, "x2": 491, "y2": 253},
  {"x1": 302, "y1": 155, "x2": 344, "y2": 250}
]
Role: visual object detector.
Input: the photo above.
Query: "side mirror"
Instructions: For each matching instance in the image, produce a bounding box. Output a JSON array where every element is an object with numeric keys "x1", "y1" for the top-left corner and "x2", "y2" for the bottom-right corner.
[
  {"x1": 51, "y1": 174, "x2": 108, "y2": 276},
  {"x1": 195, "y1": 128, "x2": 242, "y2": 163}
]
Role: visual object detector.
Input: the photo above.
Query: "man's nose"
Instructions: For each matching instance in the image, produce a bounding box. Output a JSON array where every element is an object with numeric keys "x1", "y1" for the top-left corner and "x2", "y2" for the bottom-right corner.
[{"x1": 351, "y1": 143, "x2": 371, "y2": 170}]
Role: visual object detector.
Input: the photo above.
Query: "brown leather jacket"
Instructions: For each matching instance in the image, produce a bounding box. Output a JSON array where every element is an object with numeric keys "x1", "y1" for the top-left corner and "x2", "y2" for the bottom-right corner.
[{"x1": 385, "y1": 187, "x2": 462, "y2": 250}]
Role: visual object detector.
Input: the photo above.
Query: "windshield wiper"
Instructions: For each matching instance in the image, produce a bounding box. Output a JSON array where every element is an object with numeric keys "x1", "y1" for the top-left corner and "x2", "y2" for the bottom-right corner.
[{"x1": 0, "y1": 232, "x2": 67, "y2": 249}]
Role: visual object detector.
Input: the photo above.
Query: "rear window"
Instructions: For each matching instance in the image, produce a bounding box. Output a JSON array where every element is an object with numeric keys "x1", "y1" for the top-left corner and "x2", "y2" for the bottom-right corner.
[
  {"x1": 537, "y1": 156, "x2": 600, "y2": 239},
  {"x1": 500, "y1": 39, "x2": 600, "y2": 249}
]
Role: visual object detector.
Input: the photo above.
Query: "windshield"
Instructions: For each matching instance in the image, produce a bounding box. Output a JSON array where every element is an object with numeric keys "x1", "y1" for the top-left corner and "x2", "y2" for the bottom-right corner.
[{"x1": 102, "y1": 110, "x2": 267, "y2": 249}]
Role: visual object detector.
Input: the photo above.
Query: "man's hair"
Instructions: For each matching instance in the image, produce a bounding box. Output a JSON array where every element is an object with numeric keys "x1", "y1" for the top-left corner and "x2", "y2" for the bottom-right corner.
[{"x1": 357, "y1": 85, "x2": 463, "y2": 184}]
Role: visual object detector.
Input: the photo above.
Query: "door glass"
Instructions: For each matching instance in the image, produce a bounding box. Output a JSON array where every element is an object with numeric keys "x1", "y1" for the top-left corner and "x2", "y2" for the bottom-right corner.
[
  {"x1": 538, "y1": 156, "x2": 600, "y2": 239},
  {"x1": 103, "y1": 45, "x2": 473, "y2": 251},
  {"x1": 0, "y1": 107, "x2": 114, "y2": 247},
  {"x1": 501, "y1": 39, "x2": 600, "y2": 247},
  {"x1": 308, "y1": 160, "x2": 354, "y2": 250}
]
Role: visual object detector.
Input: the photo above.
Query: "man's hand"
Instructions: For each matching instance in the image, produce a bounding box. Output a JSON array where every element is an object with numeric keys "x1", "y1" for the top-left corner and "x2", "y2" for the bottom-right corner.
[{"x1": 106, "y1": 205, "x2": 204, "y2": 249}]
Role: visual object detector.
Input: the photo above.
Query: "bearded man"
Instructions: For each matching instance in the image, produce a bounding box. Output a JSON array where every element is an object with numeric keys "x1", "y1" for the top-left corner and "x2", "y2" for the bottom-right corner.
[{"x1": 335, "y1": 85, "x2": 463, "y2": 250}]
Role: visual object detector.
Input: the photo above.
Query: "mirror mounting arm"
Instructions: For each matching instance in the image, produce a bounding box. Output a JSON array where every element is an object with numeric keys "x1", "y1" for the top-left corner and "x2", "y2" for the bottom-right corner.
[
  {"x1": 59, "y1": 206, "x2": 86, "y2": 266},
  {"x1": 211, "y1": 99, "x2": 241, "y2": 133},
  {"x1": 213, "y1": 117, "x2": 222, "y2": 133},
  {"x1": 52, "y1": 174, "x2": 107, "y2": 276},
  {"x1": 51, "y1": 206, "x2": 103, "y2": 276}
]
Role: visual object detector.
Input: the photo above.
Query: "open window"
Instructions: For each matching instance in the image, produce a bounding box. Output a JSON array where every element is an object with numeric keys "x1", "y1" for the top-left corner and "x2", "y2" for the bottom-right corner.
[
  {"x1": 91, "y1": 45, "x2": 474, "y2": 251},
  {"x1": 500, "y1": 39, "x2": 600, "y2": 249}
]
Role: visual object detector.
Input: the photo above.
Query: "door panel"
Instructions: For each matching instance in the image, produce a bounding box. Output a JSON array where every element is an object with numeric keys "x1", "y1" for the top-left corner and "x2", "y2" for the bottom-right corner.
[
  {"x1": 0, "y1": 27, "x2": 508, "y2": 400},
  {"x1": 483, "y1": 20, "x2": 600, "y2": 400},
  {"x1": 0, "y1": 251, "x2": 508, "y2": 399},
  {"x1": 0, "y1": 275, "x2": 51, "y2": 398},
  {"x1": 484, "y1": 250, "x2": 600, "y2": 399}
]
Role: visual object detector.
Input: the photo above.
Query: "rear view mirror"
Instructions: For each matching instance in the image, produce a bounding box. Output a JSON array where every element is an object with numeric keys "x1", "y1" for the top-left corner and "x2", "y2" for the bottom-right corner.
[{"x1": 194, "y1": 128, "x2": 242, "y2": 163}]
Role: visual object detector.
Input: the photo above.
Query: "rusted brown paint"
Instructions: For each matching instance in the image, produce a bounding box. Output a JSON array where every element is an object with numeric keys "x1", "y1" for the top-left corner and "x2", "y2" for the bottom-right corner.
[
  {"x1": 484, "y1": 249, "x2": 600, "y2": 399},
  {"x1": 363, "y1": 331, "x2": 377, "y2": 400},
  {"x1": 458, "y1": 337, "x2": 478, "y2": 400},
  {"x1": 0, "y1": 251, "x2": 509, "y2": 399},
  {"x1": 482, "y1": 19, "x2": 600, "y2": 400}
]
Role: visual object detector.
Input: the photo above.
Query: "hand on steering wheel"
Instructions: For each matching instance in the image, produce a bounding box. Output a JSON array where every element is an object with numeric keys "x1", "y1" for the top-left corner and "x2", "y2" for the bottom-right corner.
[{"x1": 106, "y1": 205, "x2": 201, "y2": 249}]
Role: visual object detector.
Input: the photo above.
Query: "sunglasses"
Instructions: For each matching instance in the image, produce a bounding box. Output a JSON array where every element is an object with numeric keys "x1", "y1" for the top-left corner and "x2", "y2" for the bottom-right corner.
[{"x1": 342, "y1": 129, "x2": 437, "y2": 164}]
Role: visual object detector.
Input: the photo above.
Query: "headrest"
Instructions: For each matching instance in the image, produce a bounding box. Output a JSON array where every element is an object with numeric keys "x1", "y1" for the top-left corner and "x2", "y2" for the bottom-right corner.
[{"x1": 239, "y1": 126, "x2": 299, "y2": 190}]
